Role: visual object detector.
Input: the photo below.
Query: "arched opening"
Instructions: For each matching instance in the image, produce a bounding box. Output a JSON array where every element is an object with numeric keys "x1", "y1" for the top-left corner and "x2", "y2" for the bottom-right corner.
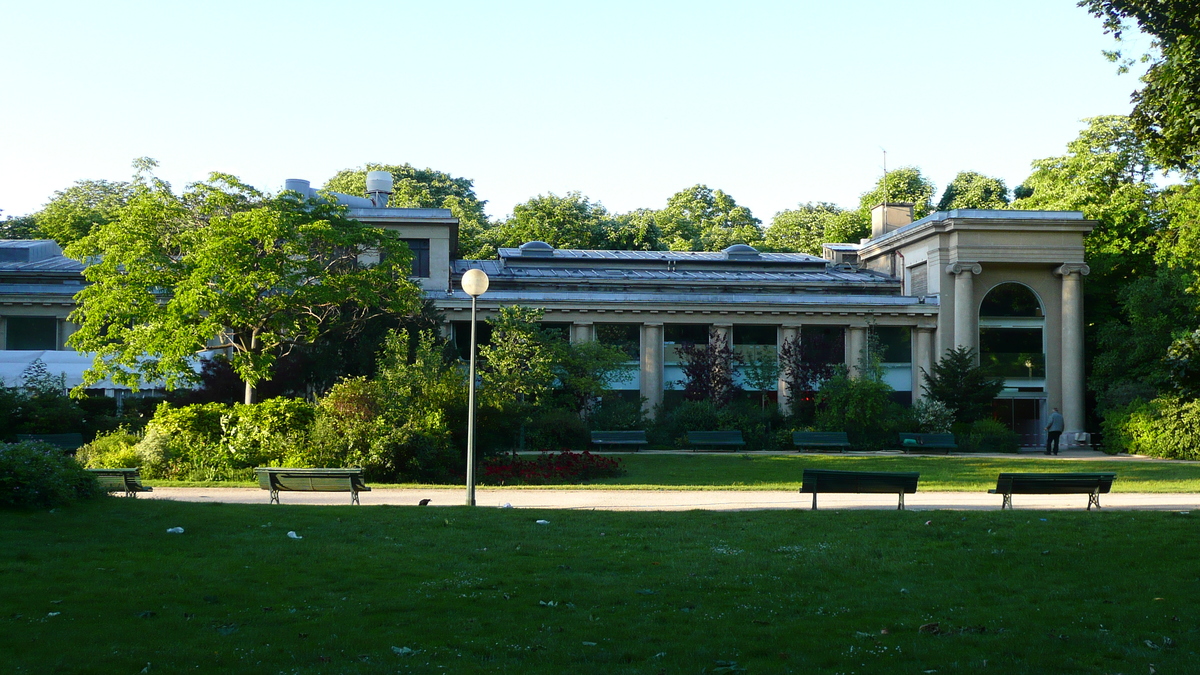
[{"x1": 979, "y1": 282, "x2": 1045, "y2": 446}]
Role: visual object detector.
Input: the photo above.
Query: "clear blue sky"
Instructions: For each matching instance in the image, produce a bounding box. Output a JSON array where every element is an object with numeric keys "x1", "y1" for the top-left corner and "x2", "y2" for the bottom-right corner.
[{"x1": 0, "y1": 0, "x2": 1148, "y2": 223}]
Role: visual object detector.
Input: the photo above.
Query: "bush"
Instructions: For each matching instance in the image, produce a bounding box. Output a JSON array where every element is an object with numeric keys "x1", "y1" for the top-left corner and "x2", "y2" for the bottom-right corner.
[
  {"x1": 963, "y1": 418, "x2": 1020, "y2": 453},
  {"x1": 650, "y1": 399, "x2": 723, "y2": 448},
  {"x1": 1101, "y1": 396, "x2": 1200, "y2": 459},
  {"x1": 220, "y1": 397, "x2": 315, "y2": 469},
  {"x1": 913, "y1": 398, "x2": 955, "y2": 433},
  {"x1": 814, "y1": 372, "x2": 907, "y2": 450},
  {"x1": 482, "y1": 450, "x2": 625, "y2": 485},
  {"x1": 141, "y1": 402, "x2": 230, "y2": 480},
  {"x1": 525, "y1": 408, "x2": 590, "y2": 450},
  {"x1": 0, "y1": 441, "x2": 101, "y2": 509},
  {"x1": 588, "y1": 395, "x2": 648, "y2": 432},
  {"x1": 76, "y1": 429, "x2": 142, "y2": 472}
]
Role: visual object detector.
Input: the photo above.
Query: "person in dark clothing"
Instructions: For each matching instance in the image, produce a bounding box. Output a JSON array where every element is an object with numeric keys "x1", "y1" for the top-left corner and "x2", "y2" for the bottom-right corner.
[{"x1": 1045, "y1": 407, "x2": 1065, "y2": 455}]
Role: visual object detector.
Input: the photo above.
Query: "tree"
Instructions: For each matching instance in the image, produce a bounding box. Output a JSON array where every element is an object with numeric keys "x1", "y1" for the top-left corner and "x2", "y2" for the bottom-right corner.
[
  {"x1": 477, "y1": 306, "x2": 558, "y2": 411},
  {"x1": 764, "y1": 202, "x2": 866, "y2": 254},
  {"x1": 0, "y1": 210, "x2": 40, "y2": 239},
  {"x1": 324, "y1": 163, "x2": 494, "y2": 259},
  {"x1": 675, "y1": 330, "x2": 741, "y2": 407},
  {"x1": 778, "y1": 332, "x2": 835, "y2": 410},
  {"x1": 608, "y1": 209, "x2": 664, "y2": 251},
  {"x1": 656, "y1": 185, "x2": 763, "y2": 251},
  {"x1": 858, "y1": 166, "x2": 936, "y2": 220},
  {"x1": 1080, "y1": 1, "x2": 1200, "y2": 171},
  {"x1": 936, "y1": 171, "x2": 1011, "y2": 210},
  {"x1": 921, "y1": 347, "x2": 1005, "y2": 424},
  {"x1": 490, "y1": 192, "x2": 611, "y2": 250},
  {"x1": 66, "y1": 169, "x2": 421, "y2": 404},
  {"x1": 34, "y1": 175, "x2": 139, "y2": 246}
]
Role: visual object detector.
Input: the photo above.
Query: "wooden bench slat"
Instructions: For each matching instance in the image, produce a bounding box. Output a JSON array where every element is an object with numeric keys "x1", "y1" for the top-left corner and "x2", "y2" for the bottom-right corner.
[
  {"x1": 254, "y1": 468, "x2": 370, "y2": 504},
  {"x1": 686, "y1": 431, "x2": 745, "y2": 451},
  {"x1": 792, "y1": 431, "x2": 851, "y2": 452}
]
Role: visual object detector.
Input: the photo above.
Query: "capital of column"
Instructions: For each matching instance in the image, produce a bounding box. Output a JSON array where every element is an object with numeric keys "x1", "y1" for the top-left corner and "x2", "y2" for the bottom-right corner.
[
  {"x1": 946, "y1": 261, "x2": 982, "y2": 276},
  {"x1": 1054, "y1": 263, "x2": 1091, "y2": 278}
]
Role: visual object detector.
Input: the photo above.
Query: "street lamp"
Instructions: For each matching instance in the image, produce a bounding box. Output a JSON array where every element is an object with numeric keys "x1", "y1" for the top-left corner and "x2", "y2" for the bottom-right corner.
[{"x1": 461, "y1": 268, "x2": 490, "y2": 506}]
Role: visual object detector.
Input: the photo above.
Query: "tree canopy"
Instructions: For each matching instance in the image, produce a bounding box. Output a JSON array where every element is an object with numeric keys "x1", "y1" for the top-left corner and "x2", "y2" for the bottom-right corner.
[
  {"x1": 1080, "y1": 0, "x2": 1200, "y2": 171},
  {"x1": 937, "y1": 171, "x2": 1011, "y2": 210},
  {"x1": 858, "y1": 166, "x2": 936, "y2": 220},
  {"x1": 764, "y1": 202, "x2": 865, "y2": 254},
  {"x1": 921, "y1": 347, "x2": 1006, "y2": 424},
  {"x1": 656, "y1": 185, "x2": 763, "y2": 251},
  {"x1": 66, "y1": 169, "x2": 421, "y2": 404},
  {"x1": 489, "y1": 192, "x2": 612, "y2": 250}
]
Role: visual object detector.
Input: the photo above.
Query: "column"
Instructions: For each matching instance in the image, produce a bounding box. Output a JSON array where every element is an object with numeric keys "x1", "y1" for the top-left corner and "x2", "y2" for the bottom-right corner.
[
  {"x1": 710, "y1": 323, "x2": 731, "y2": 346},
  {"x1": 846, "y1": 326, "x2": 867, "y2": 379},
  {"x1": 947, "y1": 262, "x2": 982, "y2": 354},
  {"x1": 640, "y1": 323, "x2": 664, "y2": 419},
  {"x1": 571, "y1": 322, "x2": 593, "y2": 343},
  {"x1": 1056, "y1": 263, "x2": 1090, "y2": 442},
  {"x1": 778, "y1": 325, "x2": 799, "y2": 415},
  {"x1": 913, "y1": 326, "x2": 933, "y2": 404}
]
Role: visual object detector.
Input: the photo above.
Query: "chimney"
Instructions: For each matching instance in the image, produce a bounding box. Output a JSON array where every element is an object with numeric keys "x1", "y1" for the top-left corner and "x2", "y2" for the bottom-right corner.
[{"x1": 871, "y1": 202, "x2": 914, "y2": 238}]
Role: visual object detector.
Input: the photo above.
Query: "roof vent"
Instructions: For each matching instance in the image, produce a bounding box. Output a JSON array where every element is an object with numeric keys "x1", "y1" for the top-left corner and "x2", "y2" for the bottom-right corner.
[
  {"x1": 723, "y1": 244, "x2": 760, "y2": 260},
  {"x1": 518, "y1": 241, "x2": 555, "y2": 257},
  {"x1": 365, "y1": 170, "x2": 393, "y2": 208}
]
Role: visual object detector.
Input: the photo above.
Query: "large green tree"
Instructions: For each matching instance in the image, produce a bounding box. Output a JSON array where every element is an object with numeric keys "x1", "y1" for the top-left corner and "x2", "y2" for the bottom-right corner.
[
  {"x1": 34, "y1": 177, "x2": 138, "y2": 246},
  {"x1": 656, "y1": 185, "x2": 762, "y2": 251},
  {"x1": 1080, "y1": 0, "x2": 1200, "y2": 171},
  {"x1": 764, "y1": 202, "x2": 865, "y2": 254},
  {"x1": 936, "y1": 171, "x2": 1011, "y2": 210},
  {"x1": 0, "y1": 210, "x2": 39, "y2": 239},
  {"x1": 66, "y1": 170, "x2": 421, "y2": 404},
  {"x1": 490, "y1": 192, "x2": 612, "y2": 250},
  {"x1": 858, "y1": 166, "x2": 936, "y2": 220},
  {"x1": 324, "y1": 163, "x2": 493, "y2": 259},
  {"x1": 921, "y1": 347, "x2": 1006, "y2": 424}
]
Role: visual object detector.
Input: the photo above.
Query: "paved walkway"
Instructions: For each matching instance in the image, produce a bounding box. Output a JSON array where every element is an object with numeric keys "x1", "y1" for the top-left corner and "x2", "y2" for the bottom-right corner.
[{"x1": 145, "y1": 487, "x2": 1200, "y2": 511}]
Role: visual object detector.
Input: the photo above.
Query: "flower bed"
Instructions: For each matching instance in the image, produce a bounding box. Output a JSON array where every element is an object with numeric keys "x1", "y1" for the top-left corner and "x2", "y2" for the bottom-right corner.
[{"x1": 482, "y1": 450, "x2": 625, "y2": 485}]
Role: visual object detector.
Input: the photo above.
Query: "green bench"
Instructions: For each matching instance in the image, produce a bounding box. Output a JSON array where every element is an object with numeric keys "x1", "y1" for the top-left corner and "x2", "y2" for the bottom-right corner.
[
  {"x1": 18, "y1": 433, "x2": 85, "y2": 452},
  {"x1": 87, "y1": 468, "x2": 153, "y2": 498},
  {"x1": 899, "y1": 432, "x2": 957, "y2": 454},
  {"x1": 255, "y1": 468, "x2": 371, "y2": 505},
  {"x1": 800, "y1": 469, "x2": 920, "y2": 510},
  {"x1": 989, "y1": 472, "x2": 1116, "y2": 510},
  {"x1": 590, "y1": 430, "x2": 648, "y2": 451},
  {"x1": 792, "y1": 431, "x2": 852, "y2": 453},
  {"x1": 687, "y1": 431, "x2": 745, "y2": 451}
]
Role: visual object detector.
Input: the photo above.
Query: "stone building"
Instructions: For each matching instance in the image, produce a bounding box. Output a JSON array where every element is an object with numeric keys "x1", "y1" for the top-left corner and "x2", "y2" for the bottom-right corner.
[{"x1": 1, "y1": 188, "x2": 1093, "y2": 444}]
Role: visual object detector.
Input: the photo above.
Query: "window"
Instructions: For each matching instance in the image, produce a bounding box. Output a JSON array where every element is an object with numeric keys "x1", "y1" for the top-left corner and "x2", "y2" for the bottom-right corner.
[
  {"x1": 400, "y1": 239, "x2": 431, "y2": 278},
  {"x1": 6, "y1": 316, "x2": 58, "y2": 350},
  {"x1": 908, "y1": 262, "x2": 927, "y2": 296},
  {"x1": 874, "y1": 326, "x2": 911, "y2": 363}
]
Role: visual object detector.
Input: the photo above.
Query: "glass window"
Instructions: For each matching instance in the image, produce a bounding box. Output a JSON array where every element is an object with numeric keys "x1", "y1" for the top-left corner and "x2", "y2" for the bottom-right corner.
[
  {"x1": 400, "y1": 238, "x2": 431, "y2": 278},
  {"x1": 733, "y1": 325, "x2": 776, "y2": 345},
  {"x1": 6, "y1": 316, "x2": 57, "y2": 350},
  {"x1": 664, "y1": 324, "x2": 708, "y2": 345},
  {"x1": 596, "y1": 324, "x2": 640, "y2": 360},
  {"x1": 874, "y1": 326, "x2": 911, "y2": 363},
  {"x1": 980, "y1": 283, "x2": 1042, "y2": 317}
]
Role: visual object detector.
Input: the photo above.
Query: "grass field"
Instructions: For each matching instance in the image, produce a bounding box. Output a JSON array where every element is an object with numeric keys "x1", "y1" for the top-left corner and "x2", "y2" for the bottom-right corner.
[
  {"x1": 3, "y1": 498, "x2": 1198, "y2": 674},
  {"x1": 147, "y1": 453, "x2": 1200, "y2": 492}
]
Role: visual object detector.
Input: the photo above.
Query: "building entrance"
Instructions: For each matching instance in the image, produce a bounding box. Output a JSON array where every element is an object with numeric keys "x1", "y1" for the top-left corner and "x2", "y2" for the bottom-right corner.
[{"x1": 992, "y1": 397, "x2": 1044, "y2": 447}]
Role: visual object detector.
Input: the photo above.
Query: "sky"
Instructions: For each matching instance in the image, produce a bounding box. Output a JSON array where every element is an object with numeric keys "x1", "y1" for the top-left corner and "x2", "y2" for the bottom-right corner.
[{"x1": 0, "y1": 0, "x2": 1150, "y2": 224}]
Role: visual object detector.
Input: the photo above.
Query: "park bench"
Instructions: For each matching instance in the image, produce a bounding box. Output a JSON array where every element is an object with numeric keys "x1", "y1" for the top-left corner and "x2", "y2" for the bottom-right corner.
[
  {"x1": 899, "y1": 432, "x2": 957, "y2": 454},
  {"x1": 799, "y1": 468, "x2": 920, "y2": 510},
  {"x1": 989, "y1": 472, "x2": 1116, "y2": 510},
  {"x1": 87, "y1": 468, "x2": 153, "y2": 498},
  {"x1": 254, "y1": 468, "x2": 371, "y2": 505},
  {"x1": 792, "y1": 431, "x2": 852, "y2": 453},
  {"x1": 17, "y1": 433, "x2": 85, "y2": 452},
  {"x1": 590, "y1": 430, "x2": 648, "y2": 451},
  {"x1": 687, "y1": 430, "x2": 745, "y2": 451}
]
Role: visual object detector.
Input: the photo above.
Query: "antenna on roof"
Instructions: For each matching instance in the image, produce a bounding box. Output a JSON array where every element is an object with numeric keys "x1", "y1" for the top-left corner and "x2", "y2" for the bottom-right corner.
[{"x1": 880, "y1": 147, "x2": 888, "y2": 231}]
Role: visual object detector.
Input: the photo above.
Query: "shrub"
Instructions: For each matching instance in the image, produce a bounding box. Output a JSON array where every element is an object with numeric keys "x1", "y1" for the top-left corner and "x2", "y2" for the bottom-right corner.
[
  {"x1": 525, "y1": 408, "x2": 590, "y2": 450},
  {"x1": 588, "y1": 395, "x2": 647, "y2": 432},
  {"x1": 1101, "y1": 396, "x2": 1200, "y2": 459},
  {"x1": 482, "y1": 450, "x2": 625, "y2": 485},
  {"x1": 220, "y1": 397, "x2": 315, "y2": 469},
  {"x1": 964, "y1": 418, "x2": 1020, "y2": 453},
  {"x1": 913, "y1": 398, "x2": 955, "y2": 433},
  {"x1": 76, "y1": 429, "x2": 142, "y2": 472},
  {"x1": 814, "y1": 371, "x2": 907, "y2": 450},
  {"x1": 650, "y1": 399, "x2": 723, "y2": 448},
  {"x1": 0, "y1": 441, "x2": 101, "y2": 509}
]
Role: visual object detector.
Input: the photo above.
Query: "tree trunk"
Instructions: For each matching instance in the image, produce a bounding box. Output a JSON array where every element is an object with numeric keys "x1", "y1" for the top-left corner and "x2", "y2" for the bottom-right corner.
[{"x1": 244, "y1": 331, "x2": 260, "y2": 405}]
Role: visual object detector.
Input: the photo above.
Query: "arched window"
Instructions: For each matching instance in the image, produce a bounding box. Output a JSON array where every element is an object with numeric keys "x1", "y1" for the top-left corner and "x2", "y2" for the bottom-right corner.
[
  {"x1": 979, "y1": 283, "x2": 1044, "y2": 378},
  {"x1": 980, "y1": 283, "x2": 1042, "y2": 318}
]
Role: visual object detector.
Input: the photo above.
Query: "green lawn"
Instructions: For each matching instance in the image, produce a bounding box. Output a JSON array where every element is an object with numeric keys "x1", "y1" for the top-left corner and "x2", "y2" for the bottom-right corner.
[
  {"x1": 3, "y1": 498, "x2": 1198, "y2": 674},
  {"x1": 145, "y1": 453, "x2": 1200, "y2": 492}
]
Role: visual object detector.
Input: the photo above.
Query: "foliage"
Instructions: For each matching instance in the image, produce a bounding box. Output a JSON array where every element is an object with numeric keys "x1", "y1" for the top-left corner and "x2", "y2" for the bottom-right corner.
[
  {"x1": 75, "y1": 429, "x2": 142, "y2": 473},
  {"x1": 922, "y1": 347, "x2": 1005, "y2": 424},
  {"x1": 656, "y1": 185, "x2": 762, "y2": 251},
  {"x1": 675, "y1": 331, "x2": 741, "y2": 407},
  {"x1": 961, "y1": 418, "x2": 1020, "y2": 453},
  {"x1": 481, "y1": 450, "x2": 624, "y2": 485},
  {"x1": 587, "y1": 395, "x2": 648, "y2": 432},
  {"x1": 324, "y1": 162, "x2": 493, "y2": 259},
  {"x1": 0, "y1": 210, "x2": 39, "y2": 239},
  {"x1": 778, "y1": 332, "x2": 835, "y2": 410},
  {"x1": 913, "y1": 398, "x2": 955, "y2": 434},
  {"x1": 740, "y1": 345, "x2": 779, "y2": 409},
  {"x1": 0, "y1": 441, "x2": 100, "y2": 508},
  {"x1": 814, "y1": 367, "x2": 905, "y2": 450},
  {"x1": 1101, "y1": 396, "x2": 1200, "y2": 459},
  {"x1": 608, "y1": 208, "x2": 664, "y2": 250},
  {"x1": 490, "y1": 192, "x2": 612, "y2": 250},
  {"x1": 1080, "y1": 0, "x2": 1200, "y2": 171},
  {"x1": 65, "y1": 165, "x2": 421, "y2": 403},
  {"x1": 763, "y1": 202, "x2": 866, "y2": 254},
  {"x1": 33, "y1": 177, "x2": 137, "y2": 246},
  {"x1": 547, "y1": 339, "x2": 634, "y2": 416},
  {"x1": 648, "y1": 398, "x2": 782, "y2": 450},
  {"x1": 858, "y1": 166, "x2": 936, "y2": 220},
  {"x1": 936, "y1": 171, "x2": 1010, "y2": 210}
]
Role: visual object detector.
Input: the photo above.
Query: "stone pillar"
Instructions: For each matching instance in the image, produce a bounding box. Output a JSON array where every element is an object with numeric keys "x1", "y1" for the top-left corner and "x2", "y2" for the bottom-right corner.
[
  {"x1": 846, "y1": 326, "x2": 867, "y2": 379},
  {"x1": 571, "y1": 322, "x2": 593, "y2": 343},
  {"x1": 640, "y1": 323, "x2": 664, "y2": 419},
  {"x1": 1056, "y1": 263, "x2": 1090, "y2": 441},
  {"x1": 947, "y1": 262, "x2": 982, "y2": 354},
  {"x1": 778, "y1": 325, "x2": 799, "y2": 415},
  {"x1": 710, "y1": 323, "x2": 731, "y2": 345},
  {"x1": 913, "y1": 326, "x2": 934, "y2": 404}
]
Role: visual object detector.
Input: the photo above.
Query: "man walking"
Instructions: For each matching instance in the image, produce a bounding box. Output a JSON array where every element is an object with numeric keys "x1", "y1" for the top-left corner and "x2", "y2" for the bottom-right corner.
[{"x1": 1045, "y1": 407, "x2": 1065, "y2": 456}]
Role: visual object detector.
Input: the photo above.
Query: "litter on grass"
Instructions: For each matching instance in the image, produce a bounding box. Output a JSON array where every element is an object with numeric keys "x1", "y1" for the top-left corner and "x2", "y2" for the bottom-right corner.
[
  {"x1": 536, "y1": 519, "x2": 550, "y2": 525},
  {"x1": 166, "y1": 527, "x2": 184, "y2": 534},
  {"x1": 287, "y1": 531, "x2": 303, "y2": 539}
]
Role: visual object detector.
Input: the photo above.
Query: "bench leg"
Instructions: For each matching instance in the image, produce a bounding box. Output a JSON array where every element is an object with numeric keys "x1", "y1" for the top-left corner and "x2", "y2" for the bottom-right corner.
[
  {"x1": 1088, "y1": 492, "x2": 1100, "y2": 511},
  {"x1": 1001, "y1": 493, "x2": 1011, "y2": 510},
  {"x1": 897, "y1": 493, "x2": 905, "y2": 510},
  {"x1": 351, "y1": 490, "x2": 360, "y2": 506},
  {"x1": 812, "y1": 492, "x2": 818, "y2": 510},
  {"x1": 270, "y1": 489, "x2": 279, "y2": 505}
]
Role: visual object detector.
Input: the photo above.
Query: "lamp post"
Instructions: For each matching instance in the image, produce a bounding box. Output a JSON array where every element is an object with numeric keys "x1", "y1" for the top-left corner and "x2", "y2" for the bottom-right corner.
[{"x1": 461, "y1": 268, "x2": 490, "y2": 506}]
